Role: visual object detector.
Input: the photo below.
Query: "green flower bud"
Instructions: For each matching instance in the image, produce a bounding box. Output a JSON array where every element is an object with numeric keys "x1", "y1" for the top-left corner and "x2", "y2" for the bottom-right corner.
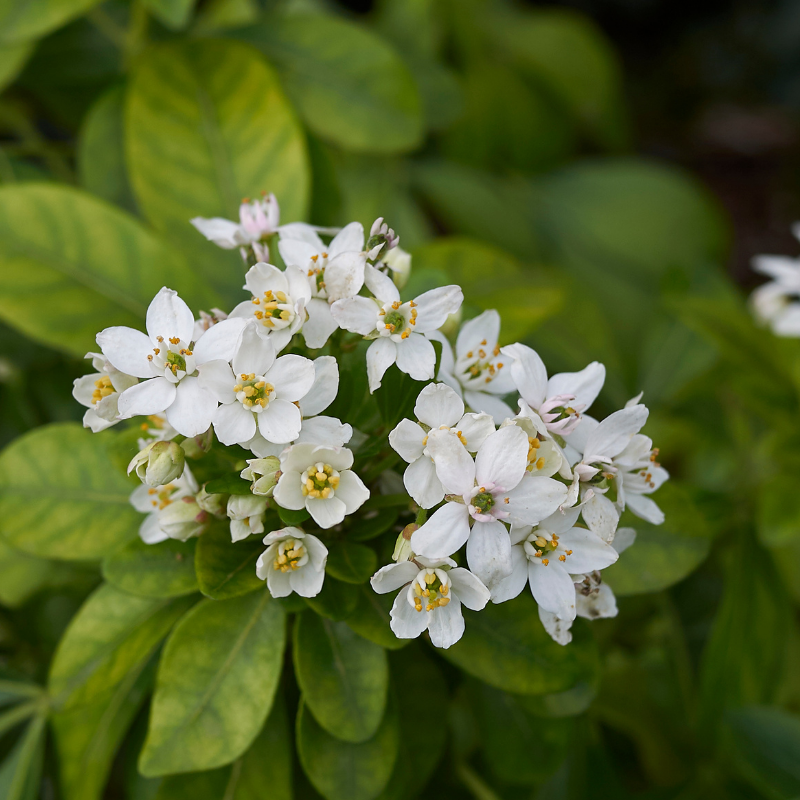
[
  {"x1": 241, "y1": 456, "x2": 281, "y2": 497},
  {"x1": 181, "y1": 428, "x2": 213, "y2": 459},
  {"x1": 159, "y1": 496, "x2": 207, "y2": 541},
  {"x1": 128, "y1": 441, "x2": 185, "y2": 487},
  {"x1": 196, "y1": 485, "x2": 227, "y2": 516}
]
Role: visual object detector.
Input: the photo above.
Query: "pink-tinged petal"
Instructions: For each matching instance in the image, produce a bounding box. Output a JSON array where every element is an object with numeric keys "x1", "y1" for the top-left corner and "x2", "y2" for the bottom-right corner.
[
  {"x1": 212, "y1": 403, "x2": 256, "y2": 446},
  {"x1": 466, "y1": 520, "x2": 513, "y2": 591},
  {"x1": 395, "y1": 334, "x2": 436, "y2": 382},
  {"x1": 450, "y1": 567, "x2": 492, "y2": 610},
  {"x1": 193, "y1": 318, "x2": 247, "y2": 365},
  {"x1": 463, "y1": 390, "x2": 514, "y2": 426},
  {"x1": 266, "y1": 354, "x2": 316, "y2": 402},
  {"x1": 329, "y1": 221, "x2": 364, "y2": 257},
  {"x1": 425, "y1": 429, "x2": 476, "y2": 495},
  {"x1": 331, "y1": 296, "x2": 379, "y2": 335},
  {"x1": 456, "y1": 310, "x2": 500, "y2": 359},
  {"x1": 389, "y1": 590, "x2": 429, "y2": 640},
  {"x1": 364, "y1": 264, "x2": 400, "y2": 304},
  {"x1": 273, "y1": 471, "x2": 305, "y2": 510},
  {"x1": 334, "y1": 470, "x2": 369, "y2": 514},
  {"x1": 146, "y1": 287, "x2": 194, "y2": 343},
  {"x1": 412, "y1": 285, "x2": 463, "y2": 333},
  {"x1": 410, "y1": 502, "x2": 471, "y2": 560},
  {"x1": 404, "y1": 456, "x2": 444, "y2": 510},
  {"x1": 546, "y1": 361, "x2": 605, "y2": 413},
  {"x1": 97, "y1": 326, "x2": 153, "y2": 378},
  {"x1": 505, "y1": 475, "x2": 568, "y2": 526},
  {"x1": 165, "y1": 377, "x2": 216, "y2": 437},
  {"x1": 325, "y1": 251, "x2": 366, "y2": 302},
  {"x1": 289, "y1": 565, "x2": 326, "y2": 597},
  {"x1": 580, "y1": 492, "x2": 619, "y2": 543},
  {"x1": 539, "y1": 606, "x2": 573, "y2": 645},
  {"x1": 257, "y1": 398, "x2": 302, "y2": 443},
  {"x1": 584, "y1": 405, "x2": 649, "y2": 460},
  {"x1": 475, "y1": 425, "x2": 528, "y2": 492},
  {"x1": 306, "y1": 496, "x2": 346, "y2": 529},
  {"x1": 233, "y1": 324, "x2": 276, "y2": 376},
  {"x1": 558, "y1": 527, "x2": 618, "y2": 573},
  {"x1": 303, "y1": 299, "x2": 339, "y2": 349},
  {"x1": 490, "y1": 546, "x2": 528, "y2": 604},
  {"x1": 366, "y1": 338, "x2": 397, "y2": 392},
  {"x1": 301, "y1": 356, "x2": 339, "y2": 416},
  {"x1": 500, "y1": 343, "x2": 548, "y2": 409},
  {"x1": 528, "y1": 560, "x2": 576, "y2": 620},
  {"x1": 415, "y1": 383, "x2": 464, "y2": 429},
  {"x1": 427, "y1": 597, "x2": 465, "y2": 649},
  {"x1": 197, "y1": 360, "x2": 236, "y2": 404},
  {"x1": 118, "y1": 377, "x2": 176, "y2": 418},
  {"x1": 389, "y1": 418, "x2": 425, "y2": 463},
  {"x1": 371, "y1": 561, "x2": 419, "y2": 594}
]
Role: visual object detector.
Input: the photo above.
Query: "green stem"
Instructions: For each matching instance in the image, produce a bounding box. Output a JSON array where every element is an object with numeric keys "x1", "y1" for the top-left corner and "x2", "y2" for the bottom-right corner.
[
  {"x1": 415, "y1": 507, "x2": 427, "y2": 526},
  {"x1": 455, "y1": 762, "x2": 502, "y2": 800}
]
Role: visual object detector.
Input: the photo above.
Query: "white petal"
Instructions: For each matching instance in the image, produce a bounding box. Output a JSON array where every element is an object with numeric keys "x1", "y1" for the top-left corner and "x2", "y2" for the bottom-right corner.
[
  {"x1": 324, "y1": 251, "x2": 366, "y2": 302},
  {"x1": 301, "y1": 356, "x2": 339, "y2": 416},
  {"x1": 415, "y1": 383, "x2": 464, "y2": 429},
  {"x1": 258, "y1": 398, "x2": 302, "y2": 443},
  {"x1": 389, "y1": 590, "x2": 430, "y2": 640},
  {"x1": 190, "y1": 217, "x2": 245, "y2": 248},
  {"x1": 331, "y1": 297, "x2": 379, "y2": 335},
  {"x1": 427, "y1": 330, "x2": 456, "y2": 377},
  {"x1": 475, "y1": 425, "x2": 527, "y2": 492},
  {"x1": 289, "y1": 564, "x2": 326, "y2": 597},
  {"x1": 558, "y1": 527, "x2": 618, "y2": 572},
  {"x1": 456, "y1": 310, "x2": 500, "y2": 359},
  {"x1": 371, "y1": 561, "x2": 419, "y2": 594},
  {"x1": 233, "y1": 324, "x2": 276, "y2": 376},
  {"x1": 457, "y1": 413, "x2": 495, "y2": 452},
  {"x1": 389, "y1": 418, "x2": 425, "y2": 463},
  {"x1": 463, "y1": 390, "x2": 514, "y2": 426},
  {"x1": 274, "y1": 471, "x2": 305, "y2": 510},
  {"x1": 285, "y1": 266, "x2": 313, "y2": 304},
  {"x1": 500, "y1": 343, "x2": 547, "y2": 409},
  {"x1": 613, "y1": 526, "x2": 637, "y2": 554},
  {"x1": 329, "y1": 221, "x2": 364, "y2": 257},
  {"x1": 118, "y1": 377, "x2": 176, "y2": 418},
  {"x1": 146, "y1": 287, "x2": 194, "y2": 343},
  {"x1": 303, "y1": 299, "x2": 339, "y2": 349},
  {"x1": 395, "y1": 334, "x2": 436, "y2": 382},
  {"x1": 193, "y1": 318, "x2": 247, "y2": 365},
  {"x1": 197, "y1": 360, "x2": 236, "y2": 404},
  {"x1": 278, "y1": 238, "x2": 319, "y2": 268},
  {"x1": 427, "y1": 597, "x2": 465, "y2": 649},
  {"x1": 306, "y1": 496, "x2": 347, "y2": 528},
  {"x1": 334, "y1": 470, "x2": 369, "y2": 514},
  {"x1": 562, "y1": 414, "x2": 599, "y2": 456},
  {"x1": 245, "y1": 262, "x2": 287, "y2": 298},
  {"x1": 296, "y1": 416, "x2": 352, "y2": 447},
  {"x1": 505, "y1": 475, "x2": 568, "y2": 527},
  {"x1": 412, "y1": 285, "x2": 463, "y2": 333},
  {"x1": 304, "y1": 534, "x2": 329, "y2": 571},
  {"x1": 72, "y1": 373, "x2": 98, "y2": 407},
  {"x1": 576, "y1": 583, "x2": 617, "y2": 620},
  {"x1": 212, "y1": 402, "x2": 256, "y2": 445},
  {"x1": 404, "y1": 456, "x2": 444, "y2": 509},
  {"x1": 529, "y1": 561, "x2": 576, "y2": 620},
  {"x1": 466, "y1": 520, "x2": 513, "y2": 591},
  {"x1": 139, "y1": 514, "x2": 169, "y2": 544},
  {"x1": 540, "y1": 503, "x2": 583, "y2": 535},
  {"x1": 265, "y1": 562, "x2": 293, "y2": 597},
  {"x1": 546, "y1": 361, "x2": 605, "y2": 412},
  {"x1": 83, "y1": 407, "x2": 117, "y2": 432},
  {"x1": 425, "y1": 429, "x2": 476, "y2": 495},
  {"x1": 490, "y1": 546, "x2": 528, "y2": 604},
  {"x1": 450, "y1": 567, "x2": 491, "y2": 610},
  {"x1": 165, "y1": 377, "x2": 216, "y2": 437},
  {"x1": 624, "y1": 493, "x2": 665, "y2": 525},
  {"x1": 580, "y1": 492, "x2": 620, "y2": 543},
  {"x1": 539, "y1": 606, "x2": 573, "y2": 645},
  {"x1": 410, "y1": 502, "x2": 471, "y2": 559},
  {"x1": 364, "y1": 263, "x2": 400, "y2": 304},
  {"x1": 266, "y1": 354, "x2": 316, "y2": 402},
  {"x1": 366, "y1": 338, "x2": 397, "y2": 392},
  {"x1": 584, "y1": 405, "x2": 649, "y2": 460},
  {"x1": 96, "y1": 326, "x2": 153, "y2": 378}
]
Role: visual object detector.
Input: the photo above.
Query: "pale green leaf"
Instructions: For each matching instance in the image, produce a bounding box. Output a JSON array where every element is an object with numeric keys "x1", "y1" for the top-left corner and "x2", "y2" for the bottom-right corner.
[
  {"x1": 141, "y1": 0, "x2": 197, "y2": 30},
  {"x1": 102, "y1": 537, "x2": 198, "y2": 598},
  {"x1": 0, "y1": 539, "x2": 59, "y2": 607},
  {"x1": 0, "y1": 41, "x2": 33, "y2": 92}
]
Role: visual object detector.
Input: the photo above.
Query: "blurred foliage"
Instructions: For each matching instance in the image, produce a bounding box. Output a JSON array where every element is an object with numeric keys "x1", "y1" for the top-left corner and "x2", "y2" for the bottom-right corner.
[{"x1": 0, "y1": 0, "x2": 799, "y2": 799}]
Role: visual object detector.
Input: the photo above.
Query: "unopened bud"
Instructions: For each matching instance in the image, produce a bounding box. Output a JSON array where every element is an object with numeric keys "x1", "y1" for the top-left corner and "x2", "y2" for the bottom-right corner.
[
  {"x1": 366, "y1": 217, "x2": 399, "y2": 263},
  {"x1": 393, "y1": 525, "x2": 418, "y2": 562},
  {"x1": 240, "y1": 456, "x2": 281, "y2": 497},
  {"x1": 159, "y1": 496, "x2": 207, "y2": 541},
  {"x1": 196, "y1": 485, "x2": 227, "y2": 516},
  {"x1": 439, "y1": 307, "x2": 462, "y2": 338},
  {"x1": 181, "y1": 428, "x2": 213, "y2": 458},
  {"x1": 385, "y1": 246, "x2": 411, "y2": 290},
  {"x1": 128, "y1": 440, "x2": 185, "y2": 486}
]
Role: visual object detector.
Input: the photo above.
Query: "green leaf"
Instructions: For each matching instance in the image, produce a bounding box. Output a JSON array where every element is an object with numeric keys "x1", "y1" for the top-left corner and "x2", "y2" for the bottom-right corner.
[
  {"x1": 126, "y1": 39, "x2": 309, "y2": 306},
  {"x1": 152, "y1": 768, "x2": 230, "y2": 800},
  {"x1": 294, "y1": 612, "x2": 388, "y2": 743},
  {"x1": 374, "y1": 365, "x2": 428, "y2": 429},
  {"x1": 203, "y1": 473, "x2": 251, "y2": 496},
  {"x1": 141, "y1": 0, "x2": 197, "y2": 30},
  {"x1": 0, "y1": 701, "x2": 41, "y2": 737},
  {"x1": 78, "y1": 85, "x2": 137, "y2": 213},
  {"x1": 48, "y1": 584, "x2": 196, "y2": 710},
  {"x1": 345, "y1": 586, "x2": 407, "y2": 651},
  {"x1": 0, "y1": 0, "x2": 103, "y2": 44},
  {"x1": 325, "y1": 541, "x2": 377, "y2": 584},
  {"x1": 0, "y1": 423, "x2": 141, "y2": 560},
  {"x1": 102, "y1": 538, "x2": 198, "y2": 598},
  {"x1": 296, "y1": 698, "x2": 399, "y2": 800},
  {"x1": 236, "y1": 13, "x2": 423, "y2": 153},
  {"x1": 0, "y1": 713, "x2": 46, "y2": 800},
  {"x1": 0, "y1": 680, "x2": 43, "y2": 708},
  {"x1": 194, "y1": 522, "x2": 265, "y2": 600},
  {"x1": 347, "y1": 509, "x2": 400, "y2": 542},
  {"x1": 140, "y1": 590, "x2": 286, "y2": 776},
  {"x1": 442, "y1": 592, "x2": 599, "y2": 695},
  {"x1": 304, "y1": 575, "x2": 360, "y2": 621},
  {"x1": 0, "y1": 41, "x2": 33, "y2": 92},
  {"x1": 726, "y1": 705, "x2": 800, "y2": 799},
  {"x1": 277, "y1": 506, "x2": 310, "y2": 526},
  {"x1": 0, "y1": 184, "x2": 199, "y2": 356},
  {"x1": 0, "y1": 539, "x2": 59, "y2": 607}
]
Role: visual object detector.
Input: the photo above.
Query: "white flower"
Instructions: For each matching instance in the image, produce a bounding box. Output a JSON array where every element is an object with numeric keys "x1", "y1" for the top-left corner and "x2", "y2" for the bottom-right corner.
[
  {"x1": 228, "y1": 263, "x2": 312, "y2": 352},
  {"x1": 382, "y1": 246, "x2": 411, "y2": 290},
  {"x1": 97, "y1": 288, "x2": 245, "y2": 437},
  {"x1": 129, "y1": 467, "x2": 204, "y2": 544},
  {"x1": 331, "y1": 265, "x2": 463, "y2": 392},
  {"x1": 273, "y1": 443, "x2": 369, "y2": 528},
  {"x1": 72, "y1": 352, "x2": 138, "y2": 432},
  {"x1": 256, "y1": 526, "x2": 328, "y2": 598},
  {"x1": 279, "y1": 222, "x2": 366, "y2": 348},
  {"x1": 565, "y1": 404, "x2": 650, "y2": 542},
  {"x1": 500, "y1": 343, "x2": 605, "y2": 437},
  {"x1": 614, "y1": 434, "x2": 669, "y2": 524},
  {"x1": 192, "y1": 308, "x2": 228, "y2": 342},
  {"x1": 241, "y1": 456, "x2": 281, "y2": 496},
  {"x1": 197, "y1": 325, "x2": 315, "y2": 447},
  {"x1": 370, "y1": 557, "x2": 491, "y2": 649},
  {"x1": 389, "y1": 383, "x2": 494, "y2": 509},
  {"x1": 410, "y1": 425, "x2": 568, "y2": 590},
  {"x1": 751, "y1": 225, "x2": 800, "y2": 336},
  {"x1": 500, "y1": 412, "x2": 572, "y2": 481},
  {"x1": 227, "y1": 494, "x2": 268, "y2": 542},
  {"x1": 427, "y1": 310, "x2": 517, "y2": 424},
  {"x1": 538, "y1": 527, "x2": 636, "y2": 645},
  {"x1": 191, "y1": 194, "x2": 281, "y2": 261},
  {"x1": 492, "y1": 505, "x2": 619, "y2": 623}
]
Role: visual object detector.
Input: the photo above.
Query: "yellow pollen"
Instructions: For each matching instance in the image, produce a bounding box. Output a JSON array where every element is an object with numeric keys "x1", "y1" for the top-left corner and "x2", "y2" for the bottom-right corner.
[
  {"x1": 566, "y1": 550, "x2": 573, "y2": 555},
  {"x1": 401, "y1": 330, "x2": 410, "y2": 339},
  {"x1": 410, "y1": 301, "x2": 417, "y2": 307},
  {"x1": 156, "y1": 336, "x2": 164, "y2": 342},
  {"x1": 391, "y1": 301, "x2": 401, "y2": 310},
  {"x1": 169, "y1": 337, "x2": 180, "y2": 344},
  {"x1": 481, "y1": 339, "x2": 487, "y2": 345},
  {"x1": 275, "y1": 291, "x2": 287, "y2": 302},
  {"x1": 147, "y1": 354, "x2": 153, "y2": 361},
  {"x1": 542, "y1": 559, "x2": 549, "y2": 566},
  {"x1": 536, "y1": 458, "x2": 545, "y2": 470},
  {"x1": 559, "y1": 555, "x2": 566, "y2": 562},
  {"x1": 311, "y1": 254, "x2": 318, "y2": 262}
]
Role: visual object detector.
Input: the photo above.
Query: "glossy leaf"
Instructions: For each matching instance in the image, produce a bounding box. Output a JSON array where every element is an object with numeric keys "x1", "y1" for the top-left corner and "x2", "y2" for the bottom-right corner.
[
  {"x1": 296, "y1": 698, "x2": 399, "y2": 800},
  {"x1": 194, "y1": 521, "x2": 266, "y2": 600},
  {"x1": 294, "y1": 612, "x2": 388, "y2": 743},
  {"x1": 325, "y1": 541, "x2": 377, "y2": 584},
  {"x1": 0, "y1": 184, "x2": 199, "y2": 356},
  {"x1": 0, "y1": 540, "x2": 59, "y2": 607},
  {"x1": 102, "y1": 537, "x2": 198, "y2": 598},
  {"x1": 140, "y1": 590, "x2": 285, "y2": 776},
  {"x1": 304, "y1": 575, "x2": 359, "y2": 621},
  {"x1": 142, "y1": 0, "x2": 197, "y2": 30},
  {"x1": 345, "y1": 586, "x2": 407, "y2": 651},
  {"x1": 0, "y1": 423, "x2": 141, "y2": 560}
]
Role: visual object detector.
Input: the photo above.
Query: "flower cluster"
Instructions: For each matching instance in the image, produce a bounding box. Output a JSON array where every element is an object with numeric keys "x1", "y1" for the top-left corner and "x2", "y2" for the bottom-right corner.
[{"x1": 75, "y1": 195, "x2": 668, "y2": 649}]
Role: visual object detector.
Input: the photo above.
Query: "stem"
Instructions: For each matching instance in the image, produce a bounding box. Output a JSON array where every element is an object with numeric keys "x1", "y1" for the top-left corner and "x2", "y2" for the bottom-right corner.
[
  {"x1": 123, "y1": 0, "x2": 149, "y2": 70},
  {"x1": 455, "y1": 762, "x2": 502, "y2": 800},
  {"x1": 415, "y1": 507, "x2": 427, "y2": 526}
]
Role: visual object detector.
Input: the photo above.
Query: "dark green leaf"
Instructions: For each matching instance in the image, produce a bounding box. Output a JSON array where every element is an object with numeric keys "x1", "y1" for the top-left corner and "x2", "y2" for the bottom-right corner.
[
  {"x1": 102, "y1": 538, "x2": 198, "y2": 598},
  {"x1": 304, "y1": 575, "x2": 359, "y2": 621},
  {"x1": 345, "y1": 586, "x2": 407, "y2": 651},
  {"x1": 347, "y1": 509, "x2": 400, "y2": 542},
  {"x1": 204, "y1": 473, "x2": 252, "y2": 496},
  {"x1": 142, "y1": 0, "x2": 197, "y2": 30},
  {"x1": 325, "y1": 541, "x2": 377, "y2": 584},
  {"x1": 0, "y1": 41, "x2": 33, "y2": 92},
  {"x1": 277, "y1": 506, "x2": 310, "y2": 526},
  {"x1": 0, "y1": 713, "x2": 46, "y2": 800},
  {"x1": 194, "y1": 522, "x2": 265, "y2": 600},
  {"x1": 0, "y1": 0, "x2": 102, "y2": 44}
]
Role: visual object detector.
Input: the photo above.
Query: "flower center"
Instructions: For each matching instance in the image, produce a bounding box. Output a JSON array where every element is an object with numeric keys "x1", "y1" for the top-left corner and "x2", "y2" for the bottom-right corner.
[
  {"x1": 300, "y1": 462, "x2": 341, "y2": 499},
  {"x1": 472, "y1": 491, "x2": 494, "y2": 513},
  {"x1": 456, "y1": 339, "x2": 504, "y2": 387},
  {"x1": 378, "y1": 300, "x2": 417, "y2": 341},
  {"x1": 307, "y1": 253, "x2": 328, "y2": 298},
  {"x1": 233, "y1": 373, "x2": 274, "y2": 411},
  {"x1": 148, "y1": 336, "x2": 195, "y2": 381},
  {"x1": 526, "y1": 437, "x2": 546, "y2": 473},
  {"x1": 91, "y1": 376, "x2": 114, "y2": 404},
  {"x1": 523, "y1": 530, "x2": 573, "y2": 567},
  {"x1": 251, "y1": 289, "x2": 295, "y2": 330},
  {"x1": 273, "y1": 538, "x2": 306, "y2": 572},
  {"x1": 411, "y1": 568, "x2": 451, "y2": 613},
  {"x1": 147, "y1": 485, "x2": 175, "y2": 510}
]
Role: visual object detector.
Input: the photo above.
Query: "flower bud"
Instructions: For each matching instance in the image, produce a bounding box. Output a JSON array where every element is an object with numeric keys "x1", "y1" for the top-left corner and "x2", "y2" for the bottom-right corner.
[
  {"x1": 196, "y1": 485, "x2": 227, "y2": 516},
  {"x1": 241, "y1": 456, "x2": 281, "y2": 497},
  {"x1": 181, "y1": 428, "x2": 213, "y2": 459},
  {"x1": 159, "y1": 497, "x2": 208, "y2": 541},
  {"x1": 392, "y1": 523, "x2": 418, "y2": 562},
  {"x1": 128, "y1": 441, "x2": 185, "y2": 487},
  {"x1": 385, "y1": 246, "x2": 411, "y2": 290},
  {"x1": 439, "y1": 307, "x2": 462, "y2": 338}
]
